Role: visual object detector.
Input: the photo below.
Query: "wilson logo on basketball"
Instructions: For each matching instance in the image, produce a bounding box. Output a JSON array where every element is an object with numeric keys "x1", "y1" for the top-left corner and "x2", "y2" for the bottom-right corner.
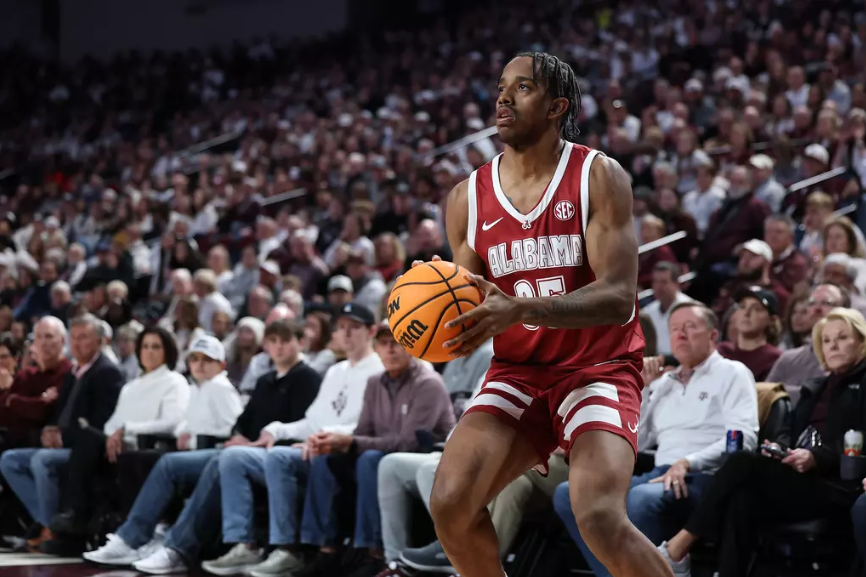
[
  {"x1": 553, "y1": 200, "x2": 575, "y2": 221},
  {"x1": 397, "y1": 319, "x2": 429, "y2": 349},
  {"x1": 387, "y1": 297, "x2": 401, "y2": 317}
]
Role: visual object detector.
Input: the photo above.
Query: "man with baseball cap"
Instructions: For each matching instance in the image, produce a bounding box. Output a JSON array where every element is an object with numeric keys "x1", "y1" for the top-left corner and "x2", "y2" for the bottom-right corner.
[
  {"x1": 717, "y1": 286, "x2": 783, "y2": 381},
  {"x1": 711, "y1": 239, "x2": 791, "y2": 317}
]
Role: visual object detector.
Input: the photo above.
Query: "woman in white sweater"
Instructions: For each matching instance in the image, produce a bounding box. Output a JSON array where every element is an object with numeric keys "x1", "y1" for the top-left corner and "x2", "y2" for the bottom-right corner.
[{"x1": 104, "y1": 327, "x2": 191, "y2": 461}]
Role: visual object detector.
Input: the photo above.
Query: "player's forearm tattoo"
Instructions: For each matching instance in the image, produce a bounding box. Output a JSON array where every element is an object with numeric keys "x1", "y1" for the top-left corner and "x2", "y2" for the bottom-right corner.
[{"x1": 520, "y1": 281, "x2": 634, "y2": 329}]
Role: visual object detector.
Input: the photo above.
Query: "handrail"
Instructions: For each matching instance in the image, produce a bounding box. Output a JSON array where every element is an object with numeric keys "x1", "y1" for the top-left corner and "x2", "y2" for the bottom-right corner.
[
  {"x1": 261, "y1": 188, "x2": 307, "y2": 207},
  {"x1": 175, "y1": 130, "x2": 245, "y2": 159},
  {"x1": 638, "y1": 231, "x2": 686, "y2": 255},
  {"x1": 704, "y1": 137, "x2": 811, "y2": 158},
  {"x1": 787, "y1": 166, "x2": 848, "y2": 194},
  {"x1": 422, "y1": 126, "x2": 498, "y2": 160},
  {"x1": 637, "y1": 271, "x2": 697, "y2": 300},
  {"x1": 833, "y1": 203, "x2": 857, "y2": 218}
]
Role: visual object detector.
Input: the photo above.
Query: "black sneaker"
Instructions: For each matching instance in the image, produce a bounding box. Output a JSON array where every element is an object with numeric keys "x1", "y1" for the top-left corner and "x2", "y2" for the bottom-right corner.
[
  {"x1": 293, "y1": 551, "x2": 342, "y2": 577},
  {"x1": 399, "y1": 541, "x2": 456, "y2": 574}
]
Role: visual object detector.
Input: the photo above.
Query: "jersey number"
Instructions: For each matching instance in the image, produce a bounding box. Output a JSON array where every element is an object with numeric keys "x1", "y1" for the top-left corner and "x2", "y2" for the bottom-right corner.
[{"x1": 513, "y1": 275, "x2": 566, "y2": 331}]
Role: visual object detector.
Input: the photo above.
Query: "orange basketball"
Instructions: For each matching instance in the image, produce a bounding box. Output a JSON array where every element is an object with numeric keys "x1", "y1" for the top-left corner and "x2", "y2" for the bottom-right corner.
[{"x1": 387, "y1": 261, "x2": 483, "y2": 363}]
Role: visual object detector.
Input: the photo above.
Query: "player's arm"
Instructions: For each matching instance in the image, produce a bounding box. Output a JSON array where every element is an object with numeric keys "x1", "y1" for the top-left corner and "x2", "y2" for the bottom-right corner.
[
  {"x1": 518, "y1": 156, "x2": 638, "y2": 328},
  {"x1": 435, "y1": 180, "x2": 486, "y2": 275}
]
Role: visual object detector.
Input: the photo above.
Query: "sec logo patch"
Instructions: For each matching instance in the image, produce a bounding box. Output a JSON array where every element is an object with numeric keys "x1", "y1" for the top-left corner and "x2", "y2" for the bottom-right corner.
[{"x1": 554, "y1": 200, "x2": 575, "y2": 221}]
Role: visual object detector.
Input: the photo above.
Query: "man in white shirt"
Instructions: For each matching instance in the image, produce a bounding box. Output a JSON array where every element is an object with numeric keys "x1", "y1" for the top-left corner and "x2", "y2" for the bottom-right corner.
[
  {"x1": 84, "y1": 336, "x2": 244, "y2": 571},
  {"x1": 193, "y1": 268, "x2": 234, "y2": 333},
  {"x1": 554, "y1": 302, "x2": 759, "y2": 577},
  {"x1": 200, "y1": 303, "x2": 383, "y2": 576},
  {"x1": 643, "y1": 262, "x2": 694, "y2": 355}
]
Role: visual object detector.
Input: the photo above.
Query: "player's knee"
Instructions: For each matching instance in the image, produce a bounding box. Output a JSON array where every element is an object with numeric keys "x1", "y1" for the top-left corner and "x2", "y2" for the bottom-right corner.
[
  {"x1": 429, "y1": 473, "x2": 474, "y2": 534},
  {"x1": 571, "y1": 493, "x2": 627, "y2": 548}
]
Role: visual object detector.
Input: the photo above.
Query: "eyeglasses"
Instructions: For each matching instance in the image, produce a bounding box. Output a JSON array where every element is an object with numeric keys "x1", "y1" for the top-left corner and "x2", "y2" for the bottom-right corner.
[{"x1": 808, "y1": 298, "x2": 839, "y2": 307}]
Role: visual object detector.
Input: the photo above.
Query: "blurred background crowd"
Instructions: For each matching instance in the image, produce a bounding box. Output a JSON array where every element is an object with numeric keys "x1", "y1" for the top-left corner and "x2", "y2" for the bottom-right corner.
[{"x1": 1, "y1": 0, "x2": 866, "y2": 576}]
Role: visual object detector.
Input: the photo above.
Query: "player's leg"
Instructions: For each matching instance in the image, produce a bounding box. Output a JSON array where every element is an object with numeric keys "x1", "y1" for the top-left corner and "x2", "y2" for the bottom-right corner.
[
  {"x1": 429, "y1": 412, "x2": 539, "y2": 577},
  {"x1": 568, "y1": 430, "x2": 674, "y2": 577}
]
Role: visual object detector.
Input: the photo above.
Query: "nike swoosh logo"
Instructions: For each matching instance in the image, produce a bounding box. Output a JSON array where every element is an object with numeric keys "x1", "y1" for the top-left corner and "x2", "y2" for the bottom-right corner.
[{"x1": 481, "y1": 218, "x2": 503, "y2": 231}]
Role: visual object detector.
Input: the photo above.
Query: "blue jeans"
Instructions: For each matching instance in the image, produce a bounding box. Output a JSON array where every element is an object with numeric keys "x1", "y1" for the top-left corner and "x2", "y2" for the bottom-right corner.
[
  {"x1": 852, "y1": 492, "x2": 866, "y2": 567},
  {"x1": 0, "y1": 448, "x2": 71, "y2": 527},
  {"x1": 554, "y1": 465, "x2": 714, "y2": 577},
  {"x1": 117, "y1": 449, "x2": 220, "y2": 562},
  {"x1": 220, "y1": 445, "x2": 310, "y2": 546},
  {"x1": 300, "y1": 450, "x2": 385, "y2": 549}
]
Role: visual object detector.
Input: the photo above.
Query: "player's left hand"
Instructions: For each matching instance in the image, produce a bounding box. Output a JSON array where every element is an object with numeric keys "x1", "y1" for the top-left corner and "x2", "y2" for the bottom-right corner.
[
  {"x1": 649, "y1": 458, "x2": 690, "y2": 499},
  {"x1": 443, "y1": 273, "x2": 521, "y2": 357}
]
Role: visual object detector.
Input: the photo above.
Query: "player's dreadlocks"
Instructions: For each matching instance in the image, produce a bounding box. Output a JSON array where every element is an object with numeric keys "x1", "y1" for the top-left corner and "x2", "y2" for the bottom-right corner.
[{"x1": 515, "y1": 51, "x2": 582, "y2": 141}]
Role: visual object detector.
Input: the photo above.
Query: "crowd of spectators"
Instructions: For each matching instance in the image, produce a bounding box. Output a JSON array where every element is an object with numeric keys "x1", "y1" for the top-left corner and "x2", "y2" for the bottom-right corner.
[{"x1": 1, "y1": 0, "x2": 866, "y2": 575}]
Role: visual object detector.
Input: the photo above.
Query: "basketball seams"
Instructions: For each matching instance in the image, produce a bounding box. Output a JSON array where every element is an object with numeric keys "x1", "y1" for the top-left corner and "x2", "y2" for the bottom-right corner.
[
  {"x1": 418, "y1": 299, "x2": 458, "y2": 359},
  {"x1": 389, "y1": 282, "x2": 476, "y2": 331},
  {"x1": 426, "y1": 262, "x2": 468, "y2": 334},
  {"x1": 392, "y1": 266, "x2": 460, "y2": 287}
]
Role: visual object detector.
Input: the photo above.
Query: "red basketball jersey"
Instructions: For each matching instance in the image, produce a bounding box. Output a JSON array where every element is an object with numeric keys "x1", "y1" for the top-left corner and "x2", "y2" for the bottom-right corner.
[{"x1": 467, "y1": 142, "x2": 645, "y2": 371}]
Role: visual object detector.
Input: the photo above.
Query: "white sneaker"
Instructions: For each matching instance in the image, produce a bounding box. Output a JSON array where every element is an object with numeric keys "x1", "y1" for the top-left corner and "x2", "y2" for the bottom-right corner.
[
  {"x1": 83, "y1": 534, "x2": 142, "y2": 566},
  {"x1": 133, "y1": 545, "x2": 188, "y2": 575},
  {"x1": 249, "y1": 549, "x2": 304, "y2": 577},
  {"x1": 201, "y1": 543, "x2": 265, "y2": 576},
  {"x1": 658, "y1": 541, "x2": 692, "y2": 577}
]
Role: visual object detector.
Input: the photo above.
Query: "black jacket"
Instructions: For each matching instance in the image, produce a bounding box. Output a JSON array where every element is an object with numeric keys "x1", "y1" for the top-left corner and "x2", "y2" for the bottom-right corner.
[
  {"x1": 785, "y1": 360, "x2": 866, "y2": 481},
  {"x1": 50, "y1": 353, "x2": 125, "y2": 447},
  {"x1": 233, "y1": 360, "x2": 321, "y2": 441}
]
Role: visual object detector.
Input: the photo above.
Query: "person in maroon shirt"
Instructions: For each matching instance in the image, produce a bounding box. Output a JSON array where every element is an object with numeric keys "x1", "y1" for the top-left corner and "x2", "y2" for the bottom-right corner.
[
  {"x1": 765, "y1": 214, "x2": 811, "y2": 295},
  {"x1": 638, "y1": 214, "x2": 679, "y2": 289},
  {"x1": 717, "y1": 287, "x2": 783, "y2": 381},
  {"x1": 0, "y1": 317, "x2": 72, "y2": 449}
]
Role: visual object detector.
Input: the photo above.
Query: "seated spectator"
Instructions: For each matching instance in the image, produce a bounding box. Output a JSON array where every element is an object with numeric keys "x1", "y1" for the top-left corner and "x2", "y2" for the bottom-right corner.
[
  {"x1": 779, "y1": 291, "x2": 812, "y2": 350},
  {"x1": 225, "y1": 317, "x2": 265, "y2": 387},
  {"x1": 638, "y1": 215, "x2": 679, "y2": 289},
  {"x1": 1, "y1": 314, "x2": 122, "y2": 552},
  {"x1": 403, "y1": 220, "x2": 452, "y2": 270},
  {"x1": 83, "y1": 335, "x2": 243, "y2": 570},
  {"x1": 237, "y1": 305, "x2": 293, "y2": 394},
  {"x1": 797, "y1": 191, "x2": 834, "y2": 257},
  {"x1": 244, "y1": 285, "x2": 276, "y2": 321},
  {"x1": 700, "y1": 165, "x2": 771, "y2": 273},
  {"x1": 822, "y1": 216, "x2": 866, "y2": 293},
  {"x1": 325, "y1": 213, "x2": 375, "y2": 269},
  {"x1": 173, "y1": 296, "x2": 206, "y2": 368},
  {"x1": 681, "y1": 154, "x2": 725, "y2": 239},
  {"x1": 158, "y1": 268, "x2": 194, "y2": 327},
  {"x1": 222, "y1": 246, "x2": 261, "y2": 312},
  {"x1": 659, "y1": 307, "x2": 866, "y2": 577},
  {"x1": 653, "y1": 188, "x2": 698, "y2": 264},
  {"x1": 749, "y1": 154, "x2": 786, "y2": 212},
  {"x1": 767, "y1": 283, "x2": 848, "y2": 404},
  {"x1": 712, "y1": 239, "x2": 790, "y2": 316},
  {"x1": 115, "y1": 322, "x2": 144, "y2": 382},
  {"x1": 717, "y1": 287, "x2": 783, "y2": 381},
  {"x1": 373, "y1": 232, "x2": 406, "y2": 284},
  {"x1": 200, "y1": 303, "x2": 384, "y2": 576},
  {"x1": 643, "y1": 262, "x2": 694, "y2": 356},
  {"x1": 0, "y1": 318, "x2": 71, "y2": 450},
  {"x1": 193, "y1": 269, "x2": 234, "y2": 334},
  {"x1": 210, "y1": 310, "x2": 233, "y2": 341},
  {"x1": 303, "y1": 310, "x2": 338, "y2": 375},
  {"x1": 327, "y1": 274, "x2": 355, "y2": 313},
  {"x1": 554, "y1": 302, "x2": 758, "y2": 577},
  {"x1": 820, "y1": 253, "x2": 866, "y2": 317},
  {"x1": 48, "y1": 280, "x2": 72, "y2": 324},
  {"x1": 51, "y1": 327, "x2": 190, "y2": 535},
  {"x1": 765, "y1": 214, "x2": 810, "y2": 294},
  {"x1": 346, "y1": 250, "x2": 388, "y2": 318},
  {"x1": 287, "y1": 231, "x2": 329, "y2": 300},
  {"x1": 280, "y1": 288, "x2": 305, "y2": 318},
  {"x1": 205, "y1": 245, "x2": 234, "y2": 294}
]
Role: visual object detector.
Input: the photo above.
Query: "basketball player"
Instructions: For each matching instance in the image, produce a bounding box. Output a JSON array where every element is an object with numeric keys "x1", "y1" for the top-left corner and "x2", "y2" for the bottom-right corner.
[{"x1": 420, "y1": 53, "x2": 674, "y2": 577}]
